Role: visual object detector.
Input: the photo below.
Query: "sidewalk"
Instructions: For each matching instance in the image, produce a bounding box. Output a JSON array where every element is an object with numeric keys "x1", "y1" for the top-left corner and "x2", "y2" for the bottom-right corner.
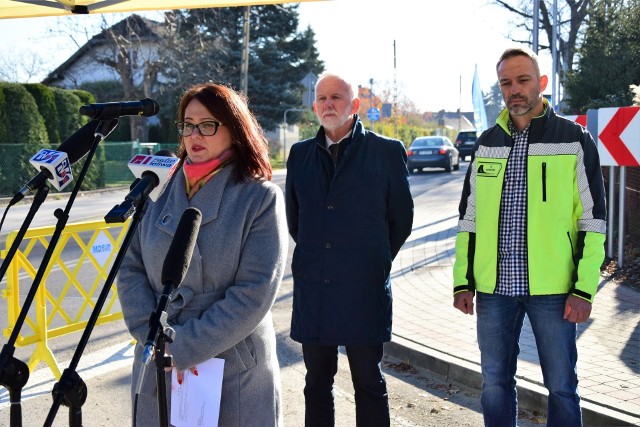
[{"x1": 386, "y1": 178, "x2": 640, "y2": 426}]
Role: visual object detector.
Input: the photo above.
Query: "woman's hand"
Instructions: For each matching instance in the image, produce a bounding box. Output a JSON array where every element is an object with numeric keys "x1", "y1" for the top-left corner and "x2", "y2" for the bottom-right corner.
[{"x1": 164, "y1": 342, "x2": 198, "y2": 384}]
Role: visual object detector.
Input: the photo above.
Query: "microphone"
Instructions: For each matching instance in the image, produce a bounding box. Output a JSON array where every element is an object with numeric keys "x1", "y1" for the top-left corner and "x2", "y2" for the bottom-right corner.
[
  {"x1": 141, "y1": 207, "x2": 202, "y2": 365},
  {"x1": 104, "y1": 154, "x2": 180, "y2": 223},
  {"x1": 79, "y1": 98, "x2": 159, "y2": 120},
  {"x1": 127, "y1": 154, "x2": 180, "y2": 202},
  {"x1": 9, "y1": 120, "x2": 99, "y2": 206}
]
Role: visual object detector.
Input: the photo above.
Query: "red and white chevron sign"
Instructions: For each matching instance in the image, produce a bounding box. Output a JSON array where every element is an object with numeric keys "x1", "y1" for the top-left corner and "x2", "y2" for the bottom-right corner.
[
  {"x1": 565, "y1": 114, "x2": 587, "y2": 127},
  {"x1": 597, "y1": 107, "x2": 640, "y2": 167}
]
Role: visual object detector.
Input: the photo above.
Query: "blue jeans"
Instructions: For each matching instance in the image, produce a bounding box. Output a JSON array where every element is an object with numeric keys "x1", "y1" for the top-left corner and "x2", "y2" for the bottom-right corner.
[
  {"x1": 302, "y1": 344, "x2": 389, "y2": 427},
  {"x1": 476, "y1": 292, "x2": 582, "y2": 427}
]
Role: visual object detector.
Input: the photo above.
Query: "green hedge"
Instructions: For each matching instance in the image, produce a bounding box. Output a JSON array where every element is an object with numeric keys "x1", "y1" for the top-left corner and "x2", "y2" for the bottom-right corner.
[
  {"x1": 0, "y1": 86, "x2": 7, "y2": 148},
  {"x1": 48, "y1": 87, "x2": 105, "y2": 191},
  {"x1": 0, "y1": 83, "x2": 50, "y2": 196},
  {"x1": 24, "y1": 83, "x2": 61, "y2": 146},
  {"x1": 0, "y1": 83, "x2": 105, "y2": 197}
]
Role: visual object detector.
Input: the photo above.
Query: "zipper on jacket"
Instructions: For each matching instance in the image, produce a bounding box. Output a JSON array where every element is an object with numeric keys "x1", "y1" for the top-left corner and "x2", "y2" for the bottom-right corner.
[
  {"x1": 566, "y1": 231, "x2": 577, "y2": 268},
  {"x1": 541, "y1": 162, "x2": 547, "y2": 202}
]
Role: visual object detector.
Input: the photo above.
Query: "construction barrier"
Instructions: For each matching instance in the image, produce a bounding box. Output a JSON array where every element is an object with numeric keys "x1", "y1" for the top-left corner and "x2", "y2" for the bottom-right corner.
[{"x1": 1, "y1": 219, "x2": 130, "y2": 379}]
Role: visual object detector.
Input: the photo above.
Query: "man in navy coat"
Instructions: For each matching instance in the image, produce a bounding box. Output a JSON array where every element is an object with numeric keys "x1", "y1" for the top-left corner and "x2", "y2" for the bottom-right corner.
[{"x1": 285, "y1": 72, "x2": 414, "y2": 426}]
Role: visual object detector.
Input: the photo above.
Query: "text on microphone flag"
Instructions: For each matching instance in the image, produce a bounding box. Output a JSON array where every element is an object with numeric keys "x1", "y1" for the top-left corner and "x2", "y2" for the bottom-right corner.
[{"x1": 127, "y1": 154, "x2": 180, "y2": 201}]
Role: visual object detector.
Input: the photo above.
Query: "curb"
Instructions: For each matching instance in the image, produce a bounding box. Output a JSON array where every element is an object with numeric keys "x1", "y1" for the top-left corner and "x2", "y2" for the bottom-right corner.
[{"x1": 385, "y1": 336, "x2": 640, "y2": 427}]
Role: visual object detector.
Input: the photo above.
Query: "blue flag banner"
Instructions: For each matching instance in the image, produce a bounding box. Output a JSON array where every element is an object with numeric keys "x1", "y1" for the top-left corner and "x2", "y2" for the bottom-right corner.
[{"x1": 472, "y1": 64, "x2": 488, "y2": 133}]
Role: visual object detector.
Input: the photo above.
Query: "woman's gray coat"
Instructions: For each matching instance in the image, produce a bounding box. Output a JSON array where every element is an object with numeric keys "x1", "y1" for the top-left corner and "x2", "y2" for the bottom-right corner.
[{"x1": 117, "y1": 164, "x2": 288, "y2": 427}]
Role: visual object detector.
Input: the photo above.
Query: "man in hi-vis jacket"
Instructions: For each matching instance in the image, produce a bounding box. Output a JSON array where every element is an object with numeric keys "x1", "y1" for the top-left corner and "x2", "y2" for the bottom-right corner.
[{"x1": 453, "y1": 47, "x2": 606, "y2": 427}]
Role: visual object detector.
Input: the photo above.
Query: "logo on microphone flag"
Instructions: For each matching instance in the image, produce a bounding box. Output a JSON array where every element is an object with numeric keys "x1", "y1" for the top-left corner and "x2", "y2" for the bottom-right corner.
[
  {"x1": 32, "y1": 149, "x2": 64, "y2": 164},
  {"x1": 29, "y1": 149, "x2": 74, "y2": 191},
  {"x1": 55, "y1": 157, "x2": 72, "y2": 187},
  {"x1": 129, "y1": 154, "x2": 153, "y2": 165}
]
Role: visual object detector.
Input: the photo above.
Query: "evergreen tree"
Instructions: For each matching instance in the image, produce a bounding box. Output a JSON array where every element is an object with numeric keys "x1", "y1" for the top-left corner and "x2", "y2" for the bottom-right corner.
[
  {"x1": 565, "y1": 0, "x2": 638, "y2": 112},
  {"x1": 161, "y1": 5, "x2": 323, "y2": 131}
]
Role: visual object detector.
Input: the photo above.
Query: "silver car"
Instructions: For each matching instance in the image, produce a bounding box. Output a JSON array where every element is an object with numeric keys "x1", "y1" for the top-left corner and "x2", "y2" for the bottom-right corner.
[{"x1": 407, "y1": 136, "x2": 460, "y2": 173}]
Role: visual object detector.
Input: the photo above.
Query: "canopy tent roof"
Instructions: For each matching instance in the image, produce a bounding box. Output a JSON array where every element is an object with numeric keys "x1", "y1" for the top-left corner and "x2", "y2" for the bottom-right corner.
[{"x1": 0, "y1": 0, "x2": 322, "y2": 19}]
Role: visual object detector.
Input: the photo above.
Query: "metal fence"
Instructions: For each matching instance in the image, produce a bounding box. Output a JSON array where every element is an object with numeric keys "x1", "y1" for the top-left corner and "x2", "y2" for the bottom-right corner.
[{"x1": 1, "y1": 219, "x2": 130, "y2": 378}]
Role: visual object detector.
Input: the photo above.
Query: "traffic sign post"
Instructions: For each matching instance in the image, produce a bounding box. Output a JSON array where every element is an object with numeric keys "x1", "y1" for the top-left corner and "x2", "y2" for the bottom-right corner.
[
  {"x1": 567, "y1": 107, "x2": 640, "y2": 267},
  {"x1": 596, "y1": 106, "x2": 640, "y2": 267}
]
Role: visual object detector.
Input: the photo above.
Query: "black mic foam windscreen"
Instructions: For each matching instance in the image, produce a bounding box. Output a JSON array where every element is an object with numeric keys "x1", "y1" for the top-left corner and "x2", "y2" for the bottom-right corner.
[
  {"x1": 161, "y1": 207, "x2": 202, "y2": 288},
  {"x1": 57, "y1": 120, "x2": 100, "y2": 164}
]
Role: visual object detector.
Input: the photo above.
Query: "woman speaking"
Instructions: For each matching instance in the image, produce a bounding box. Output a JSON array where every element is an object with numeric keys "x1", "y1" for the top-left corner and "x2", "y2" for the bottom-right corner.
[{"x1": 117, "y1": 83, "x2": 287, "y2": 426}]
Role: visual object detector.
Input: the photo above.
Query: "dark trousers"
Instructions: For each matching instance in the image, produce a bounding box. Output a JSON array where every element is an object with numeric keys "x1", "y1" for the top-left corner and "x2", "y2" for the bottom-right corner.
[{"x1": 302, "y1": 343, "x2": 390, "y2": 427}]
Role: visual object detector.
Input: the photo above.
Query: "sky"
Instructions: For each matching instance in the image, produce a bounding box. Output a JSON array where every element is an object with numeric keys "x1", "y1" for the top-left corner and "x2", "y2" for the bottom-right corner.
[{"x1": 0, "y1": 0, "x2": 550, "y2": 113}]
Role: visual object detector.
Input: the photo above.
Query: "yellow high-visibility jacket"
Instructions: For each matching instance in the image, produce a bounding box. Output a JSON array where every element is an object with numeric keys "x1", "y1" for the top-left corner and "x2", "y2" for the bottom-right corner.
[{"x1": 453, "y1": 103, "x2": 606, "y2": 302}]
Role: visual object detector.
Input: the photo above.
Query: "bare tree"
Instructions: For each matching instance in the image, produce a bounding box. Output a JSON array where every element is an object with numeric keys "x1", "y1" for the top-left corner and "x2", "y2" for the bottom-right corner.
[
  {"x1": 492, "y1": 0, "x2": 590, "y2": 86},
  {"x1": 0, "y1": 48, "x2": 48, "y2": 83},
  {"x1": 46, "y1": 13, "x2": 172, "y2": 142}
]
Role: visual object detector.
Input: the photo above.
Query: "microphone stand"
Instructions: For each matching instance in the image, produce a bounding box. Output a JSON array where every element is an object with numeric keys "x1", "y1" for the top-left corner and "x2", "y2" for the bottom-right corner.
[
  {"x1": 45, "y1": 153, "x2": 161, "y2": 426},
  {"x1": 0, "y1": 119, "x2": 118, "y2": 427},
  {"x1": 132, "y1": 281, "x2": 176, "y2": 427},
  {"x1": 132, "y1": 301, "x2": 174, "y2": 427},
  {"x1": 0, "y1": 185, "x2": 50, "y2": 282},
  {"x1": 0, "y1": 185, "x2": 49, "y2": 427},
  {"x1": 155, "y1": 326, "x2": 174, "y2": 427}
]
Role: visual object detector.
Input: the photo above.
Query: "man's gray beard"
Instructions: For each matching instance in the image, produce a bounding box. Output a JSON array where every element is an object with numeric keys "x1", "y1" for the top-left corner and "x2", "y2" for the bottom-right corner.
[
  {"x1": 508, "y1": 102, "x2": 534, "y2": 116},
  {"x1": 320, "y1": 117, "x2": 347, "y2": 131}
]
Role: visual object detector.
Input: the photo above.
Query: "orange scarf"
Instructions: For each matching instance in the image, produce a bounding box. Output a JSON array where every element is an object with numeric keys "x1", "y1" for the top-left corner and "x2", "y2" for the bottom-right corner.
[{"x1": 183, "y1": 149, "x2": 234, "y2": 199}]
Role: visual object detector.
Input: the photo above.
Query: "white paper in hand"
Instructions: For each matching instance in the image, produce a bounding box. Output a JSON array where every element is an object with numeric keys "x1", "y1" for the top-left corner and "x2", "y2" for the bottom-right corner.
[{"x1": 170, "y1": 358, "x2": 225, "y2": 427}]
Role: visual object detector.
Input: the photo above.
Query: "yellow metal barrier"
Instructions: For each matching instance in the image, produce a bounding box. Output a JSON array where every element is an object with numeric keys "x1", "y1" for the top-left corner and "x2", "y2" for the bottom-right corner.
[{"x1": 1, "y1": 219, "x2": 130, "y2": 379}]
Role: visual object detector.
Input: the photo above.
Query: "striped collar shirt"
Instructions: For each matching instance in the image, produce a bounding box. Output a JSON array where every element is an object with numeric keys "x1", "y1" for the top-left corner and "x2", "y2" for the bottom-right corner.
[{"x1": 496, "y1": 120, "x2": 530, "y2": 296}]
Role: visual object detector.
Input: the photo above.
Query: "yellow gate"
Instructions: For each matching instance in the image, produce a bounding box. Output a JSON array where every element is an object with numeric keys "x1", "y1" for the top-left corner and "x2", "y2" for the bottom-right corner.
[{"x1": 1, "y1": 219, "x2": 130, "y2": 379}]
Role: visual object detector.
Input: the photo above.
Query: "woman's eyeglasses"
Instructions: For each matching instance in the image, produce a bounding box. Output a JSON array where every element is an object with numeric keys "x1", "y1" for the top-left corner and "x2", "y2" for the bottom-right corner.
[{"x1": 175, "y1": 121, "x2": 223, "y2": 136}]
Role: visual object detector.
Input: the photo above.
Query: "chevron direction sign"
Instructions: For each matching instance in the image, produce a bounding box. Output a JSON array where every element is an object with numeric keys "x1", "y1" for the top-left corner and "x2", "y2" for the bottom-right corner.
[
  {"x1": 597, "y1": 106, "x2": 640, "y2": 166},
  {"x1": 565, "y1": 114, "x2": 587, "y2": 127}
]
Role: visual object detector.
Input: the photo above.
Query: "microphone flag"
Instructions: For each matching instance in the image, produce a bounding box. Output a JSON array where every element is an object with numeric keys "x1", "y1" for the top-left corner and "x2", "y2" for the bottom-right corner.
[
  {"x1": 28, "y1": 149, "x2": 73, "y2": 191},
  {"x1": 127, "y1": 154, "x2": 180, "y2": 201}
]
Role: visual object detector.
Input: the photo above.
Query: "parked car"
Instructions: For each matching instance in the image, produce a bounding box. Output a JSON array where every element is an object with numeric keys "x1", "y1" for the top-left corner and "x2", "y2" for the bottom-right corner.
[
  {"x1": 454, "y1": 130, "x2": 478, "y2": 161},
  {"x1": 407, "y1": 136, "x2": 460, "y2": 173}
]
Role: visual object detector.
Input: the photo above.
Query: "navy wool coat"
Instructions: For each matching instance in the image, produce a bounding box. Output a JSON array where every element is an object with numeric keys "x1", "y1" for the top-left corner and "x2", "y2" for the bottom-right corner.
[{"x1": 285, "y1": 115, "x2": 414, "y2": 346}]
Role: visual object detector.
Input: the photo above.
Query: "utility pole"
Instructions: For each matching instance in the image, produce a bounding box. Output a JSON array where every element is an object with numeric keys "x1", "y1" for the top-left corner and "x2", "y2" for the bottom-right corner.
[
  {"x1": 393, "y1": 40, "x2": 398, "y2": 139},
  {"x1": 240, "y1": 6, "x2": 250, "y2": 95},
  {"x1": 458, "y1": 75, "x2": 462, "y2": 131},
  {"x1": 369, "y1": 78, "x2": 374, "y2": 129},
  {"x1": 533, "y1": 0, "x2": 539, "y2": 53},
  {"x1": 551, "y1": 0, "x2": 558, "y2": 109}
]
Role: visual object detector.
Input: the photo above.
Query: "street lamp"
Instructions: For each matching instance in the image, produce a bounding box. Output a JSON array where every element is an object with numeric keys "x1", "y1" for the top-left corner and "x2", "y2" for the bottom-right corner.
[{"x1": 283, "y1": 108, "x2": 306, "y2": 163}]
